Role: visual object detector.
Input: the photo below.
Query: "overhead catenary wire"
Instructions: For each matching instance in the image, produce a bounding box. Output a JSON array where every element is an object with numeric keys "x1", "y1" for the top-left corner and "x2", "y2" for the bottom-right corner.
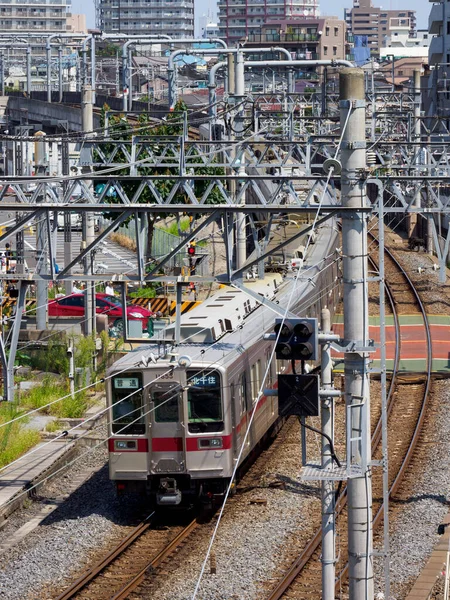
[
  {"x1": 192, "y1": 165, "x2": 337, "y2": 600},
  {"x1": 0, "y1": 256, "x2": 342, "y2": 478}
]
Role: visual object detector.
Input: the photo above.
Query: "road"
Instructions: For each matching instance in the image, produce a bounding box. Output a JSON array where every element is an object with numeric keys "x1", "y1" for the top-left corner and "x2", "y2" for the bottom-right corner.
[{"x1": 20, "y1": 231, "x2": 138, "y2": 277}]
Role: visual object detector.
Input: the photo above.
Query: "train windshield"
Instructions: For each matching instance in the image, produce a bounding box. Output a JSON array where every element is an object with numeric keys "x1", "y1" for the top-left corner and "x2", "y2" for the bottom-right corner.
[
  {"x1": 151, "y1": 382, "x2": 181, "y2": 423},
  {"x1": 111, "y1": 373, "x2": 145, "y2": 435},
  {"x1": 186, "y1": 370, "x2": 223, "y2": 433}
]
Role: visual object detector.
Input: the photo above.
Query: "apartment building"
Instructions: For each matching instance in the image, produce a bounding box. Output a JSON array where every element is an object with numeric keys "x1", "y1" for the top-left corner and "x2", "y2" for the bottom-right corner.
[
  {"x1": 245, "y1": 17, "x2": 349, "y2": 62},
  {"x1": 0, "y1": 0, "x2": 71, "y2": 34},
  {"x1": 345, "y1": 0, "x2": 416, "y2": 57},
  {"x1": 428, "y1": 0, "x2": 450, "y2": 66},
  {"x1": 98, "y1": 0, "x2": 194, "y2": 39},
  {"x1": 426, "y1": 0, "x2": 450, "y2": 121},
  {"x1": 218, "y1": 0, "x2": 319, "y2": 45}
]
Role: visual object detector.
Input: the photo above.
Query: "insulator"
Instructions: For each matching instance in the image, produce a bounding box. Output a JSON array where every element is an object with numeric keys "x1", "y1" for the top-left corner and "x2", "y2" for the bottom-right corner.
[{"x1": 366, "y1": 151, "x2": 377, "y2": 166}]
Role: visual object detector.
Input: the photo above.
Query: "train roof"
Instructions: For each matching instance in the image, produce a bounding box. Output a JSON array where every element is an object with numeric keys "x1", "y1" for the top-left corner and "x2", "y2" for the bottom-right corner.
[{"x1": 108, "y1": 220, "x2": 338, "y2": 374}]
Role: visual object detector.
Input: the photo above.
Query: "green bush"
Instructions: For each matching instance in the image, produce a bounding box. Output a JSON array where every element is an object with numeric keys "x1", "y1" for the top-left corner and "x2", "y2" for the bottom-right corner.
[
  {"x1": 0, "y1": 403, "x2": 40, "y2": 468},
  {"x1": 28, "y1": 339, "x2": 69, "y2": 375},
  {"x1": 129, "y1": 286, "x2": 157, "y2": 299}
]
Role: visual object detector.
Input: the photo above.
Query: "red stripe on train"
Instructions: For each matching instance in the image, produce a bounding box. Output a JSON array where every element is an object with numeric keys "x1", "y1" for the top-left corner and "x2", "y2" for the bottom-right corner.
[{"x1": 152, "y1": 435, "x2": 232, "y2": 452}]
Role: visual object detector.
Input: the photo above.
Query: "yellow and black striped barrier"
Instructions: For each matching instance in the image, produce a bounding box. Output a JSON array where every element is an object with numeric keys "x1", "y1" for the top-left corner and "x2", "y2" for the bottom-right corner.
[{"x1": 168, "y1": 300, "x2": 202, "y2": 316}]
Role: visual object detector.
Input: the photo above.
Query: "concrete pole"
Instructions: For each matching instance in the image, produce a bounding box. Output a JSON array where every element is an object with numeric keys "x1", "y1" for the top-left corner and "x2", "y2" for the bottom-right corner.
[
  {"x1": 34, "y1": 132, "x2": 48, "y2": 331},
  {"x1": 91, "y1": 35, "x2": 96, "y2": 104},
  {"x1": 227, "y1": 54, "x2": 235, "y2": 95},
  {"x1": 411, "y1": 69, "x2": 422, "y2": 239},
  {"x1": 58, "y1": 46, "x2": 63, "y2": 102},
  {"x1": 0, "y1": 56, "x2": 4, "y2": 96},
  {"x1": 26, "y1": 46, "x2": 31, "y2": 96},
  {"x1": 321, "y1": 307, "x2": 336, "y2": 599},
  {"x1": 122, "y1": 50, "x2": 128, "y2": 111},
  {"x1": 128, "y1": 47, "x2": 133, "y2": 111},
  {"x1": 235, "y1": 51, "x2": 246, "y2": 270},
  {"x1": 340, "y1": 68, "x2": 373, "y2": 600},
  {"x1": 82, "y1": 85, "x2": 95, "y2": 336},
  {"x1": 46, "y1": 43, "x2": 52, "y2": 102}
]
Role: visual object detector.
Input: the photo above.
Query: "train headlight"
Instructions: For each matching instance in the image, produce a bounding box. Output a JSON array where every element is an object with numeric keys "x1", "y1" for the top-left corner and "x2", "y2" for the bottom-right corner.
[
  {"x1": 198, "y1": 438, "x2": 223, "y2": 449},
  {"x1": 114, "y1": 440, "x2": 137, "y2": 450}
]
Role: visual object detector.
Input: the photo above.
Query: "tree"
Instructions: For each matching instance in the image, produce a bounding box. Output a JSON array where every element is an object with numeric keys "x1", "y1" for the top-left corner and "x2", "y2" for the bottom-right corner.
[{"x1": 96, "y1": 101, "x2": 225, "y2": 269}]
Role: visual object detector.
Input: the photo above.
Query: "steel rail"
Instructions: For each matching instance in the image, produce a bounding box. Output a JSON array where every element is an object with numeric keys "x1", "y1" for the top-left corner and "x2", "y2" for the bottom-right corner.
[
  {"x1": 265, "y1": 232, "x2": 427, "y2": 600},
  {"x1": 55, "y1": 516, "x2": 197, "y2": 600},
  {"x1": 334, "y1": 238, "x2": 433, "y2": 589},
  {"x1": 111, "y1": 518, "x2": 198, "y2": 599},
  {"x1": 55, "y1": 513, "x2": 155, "y2": 600}
]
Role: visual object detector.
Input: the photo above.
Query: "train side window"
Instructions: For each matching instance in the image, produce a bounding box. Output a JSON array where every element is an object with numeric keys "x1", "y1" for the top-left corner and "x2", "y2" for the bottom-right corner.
[
  {"x1": 266, "y1": 349, "x2": 273, "y2": 386},
  {"x1": 251, "y1": 363, "x2": 257, "y2": 401},
  {"x1": 253, "y1": 359, "x2": 261, "y2": 402},
  {"x1": 111, "y1": 374, "x2": 145, "y2": 435},
  {"x1": 151, "y1": 382, "x2": 181, "y2": 423},
  {"x1": 240, "y1": 373, "x2": 247, "y2": 414}
]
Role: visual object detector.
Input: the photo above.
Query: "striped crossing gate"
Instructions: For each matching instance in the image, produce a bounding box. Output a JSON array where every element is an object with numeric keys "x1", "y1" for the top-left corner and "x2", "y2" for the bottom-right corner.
[
  {"x1": 168, "y1": 300, "x2": 202, "y2": 316},
  {"x1": 1, "y1": 298, "x2": 37, "y2": 314},
  {"x1": 130, "y1": 297, "x2": 169, "y2": 315}
]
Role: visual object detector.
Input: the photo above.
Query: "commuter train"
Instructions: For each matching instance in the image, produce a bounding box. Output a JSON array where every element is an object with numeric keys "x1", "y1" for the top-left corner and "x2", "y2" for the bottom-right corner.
[{"x1": 106, "y1": 220, "x2": 340, "y2": 508}]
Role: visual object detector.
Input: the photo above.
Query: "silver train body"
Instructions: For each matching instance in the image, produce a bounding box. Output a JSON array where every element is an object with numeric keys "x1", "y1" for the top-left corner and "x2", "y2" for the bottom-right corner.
[{"x1": 106, "y1": 221, "x2": 340, "y2": 507}]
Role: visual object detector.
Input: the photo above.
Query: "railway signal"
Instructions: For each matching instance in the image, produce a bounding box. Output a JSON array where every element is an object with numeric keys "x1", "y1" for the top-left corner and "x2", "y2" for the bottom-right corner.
[
  {"x1": 272, "y1": 318, "x2": 318, "y2": 361},
  {"x1": 277, "y1": 373, "x2": 319, "y2": 417},
  {"x1": 187, "y1": 242, "x2": 196, "y2": 256}
]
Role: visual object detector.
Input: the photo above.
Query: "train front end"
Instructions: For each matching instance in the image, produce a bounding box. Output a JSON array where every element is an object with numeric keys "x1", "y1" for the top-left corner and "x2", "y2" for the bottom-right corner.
[{"x1": 108, "y1": 362, "x2": 233, "y2": 508}]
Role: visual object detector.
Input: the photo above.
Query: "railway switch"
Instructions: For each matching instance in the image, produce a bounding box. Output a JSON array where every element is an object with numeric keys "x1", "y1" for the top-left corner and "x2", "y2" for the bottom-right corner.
[{"x1": 273, "y1": 318, "x2": 318, "y2": 361}]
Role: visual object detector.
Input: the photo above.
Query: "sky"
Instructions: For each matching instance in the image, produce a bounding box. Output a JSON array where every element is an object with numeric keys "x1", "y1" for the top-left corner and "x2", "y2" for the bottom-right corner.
[{"x1": 73, "y1": 0, "x2": 430, "y2": 36}]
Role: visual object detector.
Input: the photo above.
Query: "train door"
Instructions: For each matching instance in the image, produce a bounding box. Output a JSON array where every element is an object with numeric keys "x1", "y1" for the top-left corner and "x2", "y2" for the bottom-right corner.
[
  {"x1": 149, "y1": 380, "x2": 186, "y2": 477},
  {"x1": 241, "y1": 371, "x2": 252, "y2": 454}
]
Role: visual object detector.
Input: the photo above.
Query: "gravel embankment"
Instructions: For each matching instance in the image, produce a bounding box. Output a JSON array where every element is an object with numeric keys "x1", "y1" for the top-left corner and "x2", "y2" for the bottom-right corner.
[
  {"x1": 131, "y1": 419, "x2": 322, "y2": 600},
  {"x1": 0, "y1": 242, "x2": 449, "y2": 599},
  {"x1": 0, "y1": 442, "x2": 143, "y2": 600},
  {"x1": 371, "y1": 240, "x2": 450, "y2": 598},
  {"x1": 373, "y1": 379, "x2": 450, "y2": 599}
]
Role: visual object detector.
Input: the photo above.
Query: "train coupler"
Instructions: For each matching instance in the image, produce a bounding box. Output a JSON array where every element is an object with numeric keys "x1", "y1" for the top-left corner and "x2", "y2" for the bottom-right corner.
[{"x1": 156, "y1": 478, "x2": 182, "y2": 506}]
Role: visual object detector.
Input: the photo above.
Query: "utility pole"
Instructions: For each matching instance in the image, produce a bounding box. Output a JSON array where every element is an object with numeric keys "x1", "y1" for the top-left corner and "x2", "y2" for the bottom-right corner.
[
  {"x1": 412, "y1": 69, "x2": 421, "y2": 238},
  {"x1": 340, "y1": 68, "x2": 374, "y2": 599},
  {"x1": 320, "y1": 307, "x2": 336, "y2": 599},
  {"x1": 234, "y1": 51, "x2": 246, "y2": 271},
  {"x1": 81, "y1": 84, "x2": 95, "y2": 336},
  {"x1": 34, "y1": 131, "x2": 48, "y2": 331}
]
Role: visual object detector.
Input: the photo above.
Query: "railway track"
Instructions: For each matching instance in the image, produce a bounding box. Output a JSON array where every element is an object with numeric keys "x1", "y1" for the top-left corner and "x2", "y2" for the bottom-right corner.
[
  {"x1": 265, "y1": 231, "x2": 433, "y2": 599},
  {"x1": 55, "y1": 516, "x2": 198, "y2": 600}
]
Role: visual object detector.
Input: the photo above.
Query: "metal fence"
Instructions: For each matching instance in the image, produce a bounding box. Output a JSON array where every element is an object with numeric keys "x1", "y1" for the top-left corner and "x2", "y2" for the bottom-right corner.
[{"x1": 107, "y1": 219, "x2": 209, "y2": 276}]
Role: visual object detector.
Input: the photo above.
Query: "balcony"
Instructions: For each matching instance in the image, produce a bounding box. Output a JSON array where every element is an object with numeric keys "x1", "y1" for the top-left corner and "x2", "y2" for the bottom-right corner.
[
  {"x1": 429, "y1": 34, "x2": 444, "y2": 66},
  {"x1": 247, "y1": 32, "x2": 319, "y2": 43},
  {"x1": 429, "y1": 2, "x2": 444, "y2": 34}
]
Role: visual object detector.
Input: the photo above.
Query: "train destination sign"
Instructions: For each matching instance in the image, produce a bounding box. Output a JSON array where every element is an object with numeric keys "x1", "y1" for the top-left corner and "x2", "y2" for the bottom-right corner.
[
  {"x1": 114, "y1": 378, "x2": 140, "y2": 389},
  {"x1": 190, "y1": 374, "x2": 218, "y2": 387}
]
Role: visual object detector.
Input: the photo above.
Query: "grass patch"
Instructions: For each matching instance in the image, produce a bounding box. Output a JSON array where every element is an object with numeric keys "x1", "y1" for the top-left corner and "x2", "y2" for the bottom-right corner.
[
  {"x1": 0, "y1": 403, "x2": 40, "y2": 468},
  {"x1": 160, "y1": 217, "x2": 190, "y2": 237},
  {"x1": 110, "y1": 232, "x2": 137, "y2": 252},
  {"x1": 45, "y1": 419, "x2": 63, "y2": 433},
  {"x1": 21, "y1": 376, "x2": 87, "y2": 419}
]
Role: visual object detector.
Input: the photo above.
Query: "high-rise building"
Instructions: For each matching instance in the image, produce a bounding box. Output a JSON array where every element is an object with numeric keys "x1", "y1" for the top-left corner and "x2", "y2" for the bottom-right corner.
[
  {"x1": 0, "y1": 0, "x2": 71, "y2": 34},
  {"x1": 98, "y1": 0, "x2": 194, "y2": 39},
  {"x1": 218, "y1": 0, "x2": 319, "y2": 45},
  {"x1": 345, "y1": 0, "x2": 416, "y2": 58},
  {"x1": 428, "y1": 0, "x2": 449, "y2": 66}
]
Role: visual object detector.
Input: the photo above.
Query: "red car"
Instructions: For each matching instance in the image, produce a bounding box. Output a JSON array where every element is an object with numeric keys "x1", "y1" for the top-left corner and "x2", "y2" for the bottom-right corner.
[{"x1": 48, "y1": 293, "x2": 154, "y2": 332}]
